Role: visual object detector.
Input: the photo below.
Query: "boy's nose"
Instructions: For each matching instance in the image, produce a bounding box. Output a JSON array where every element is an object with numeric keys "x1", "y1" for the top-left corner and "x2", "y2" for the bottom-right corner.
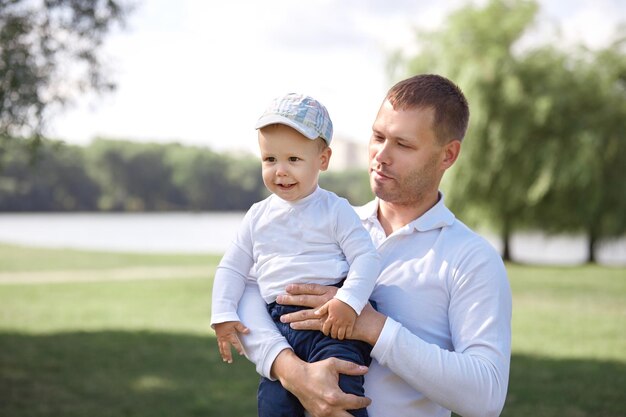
[{"x1": 275, "y1": 163, "x2": 288, "y2": 176}]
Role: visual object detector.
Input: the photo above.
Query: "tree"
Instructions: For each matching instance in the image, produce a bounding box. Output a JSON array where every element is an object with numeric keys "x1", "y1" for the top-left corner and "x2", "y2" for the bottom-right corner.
[
  {"x1": 392, "y1": 0, "x2": 626, "y2": 262},
  {"x1": 0, "y1": 0, "x2": 129, "y2": 145},
  {"x1": 522, "y1": 38, "x2": 626, "y2": 262},
  {"x1": 0, "y1": 138, "x2": 100, "y2": 211},
  {"x1": 319, "y1": 169, "x2": 373, "y2": 206},
  {"x1": 85, "y1": 139, "x2": 185, "y2": 211},
  {"x1": 394, "y1": 0, "x2": 542, "y2": 260}
]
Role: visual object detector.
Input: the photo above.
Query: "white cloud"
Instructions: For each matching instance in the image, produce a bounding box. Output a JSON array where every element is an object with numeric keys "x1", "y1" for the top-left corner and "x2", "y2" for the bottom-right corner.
[{"x1": 47, "y1": 0, "x2": 625, "y2": 153}]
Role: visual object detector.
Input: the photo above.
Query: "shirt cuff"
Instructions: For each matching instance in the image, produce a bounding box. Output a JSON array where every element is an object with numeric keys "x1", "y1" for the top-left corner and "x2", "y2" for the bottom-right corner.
[
  {"x1": 370, "y1": 316, "x2": 401, "y2": 364},
  {"x1": 334, "y1": 288, "x2": 365, "y2": 315},
  {"x1": 260, "y1": 344, "x2": 293, "y2": 381},
  {"x1": 210, "y1": 311, "x2": 241, "y2": 327}
]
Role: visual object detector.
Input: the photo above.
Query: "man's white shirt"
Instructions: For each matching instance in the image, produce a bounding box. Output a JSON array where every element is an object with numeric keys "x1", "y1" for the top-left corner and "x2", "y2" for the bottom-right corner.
[{"x1": 238, "y1": 194, "x2": 512, "y2": 417}]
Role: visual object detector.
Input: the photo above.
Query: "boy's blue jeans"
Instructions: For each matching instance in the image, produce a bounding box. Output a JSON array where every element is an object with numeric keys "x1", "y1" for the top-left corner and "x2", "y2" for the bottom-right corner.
[{"x1": 257, "y1": 300, "x2": 372, "y2": 417}]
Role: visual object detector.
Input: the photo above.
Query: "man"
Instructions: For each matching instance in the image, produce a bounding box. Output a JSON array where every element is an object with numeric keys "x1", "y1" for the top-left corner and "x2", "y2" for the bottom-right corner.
[{"x1": 236, "y1": 74, "x2": 512, "y2": 417}]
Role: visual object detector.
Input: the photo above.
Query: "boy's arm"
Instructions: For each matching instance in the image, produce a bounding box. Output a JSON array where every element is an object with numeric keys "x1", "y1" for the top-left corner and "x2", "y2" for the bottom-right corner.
[
  {"x1": 210, "y1": 210, "x2": 255, "y2": 326},
  {"x1": 332, "y1": 201, "x2": 380, "y2": 315},
  {"x1": 210, "y1": 243, "x2": 254, "y2": 325},
  {"x1": 237, "y1": 281, "x2": 292, "y2": 378}
]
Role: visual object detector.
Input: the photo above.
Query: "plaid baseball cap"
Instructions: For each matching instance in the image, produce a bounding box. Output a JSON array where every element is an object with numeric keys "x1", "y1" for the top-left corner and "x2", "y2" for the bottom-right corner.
[{"x1": 255, "y1": 93, "x2": 333, "y2": 145}]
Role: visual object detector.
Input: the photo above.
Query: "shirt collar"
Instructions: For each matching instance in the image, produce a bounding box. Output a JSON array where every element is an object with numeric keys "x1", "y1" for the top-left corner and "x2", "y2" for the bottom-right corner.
[
  {"x1": 355, "y1": 192, "x2": 455, "y2": 232},
  {"x1": 272, "y1": 185, "x2": 322, "y2": 207}
]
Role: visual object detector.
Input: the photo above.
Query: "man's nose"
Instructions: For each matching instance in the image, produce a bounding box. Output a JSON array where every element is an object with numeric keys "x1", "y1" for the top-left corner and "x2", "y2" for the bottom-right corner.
[{"x1": 372, "y1": 141, "x2": 390, "y2": 165}]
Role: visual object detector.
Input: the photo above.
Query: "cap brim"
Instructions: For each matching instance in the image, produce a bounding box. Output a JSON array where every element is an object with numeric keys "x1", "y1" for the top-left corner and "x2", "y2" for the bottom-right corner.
[{"x1": 255, "y1": 115, "x2": 319, "y2": 140}]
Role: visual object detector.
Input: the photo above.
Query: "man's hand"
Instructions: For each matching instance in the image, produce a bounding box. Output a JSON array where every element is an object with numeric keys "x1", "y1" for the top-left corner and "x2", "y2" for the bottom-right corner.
[
  {"x1": 272, "y1": 350, "x2": 371, "y2": 417},
  {"x1": 276, "y1": 282, "x2": 337, "y2": 308},
  {"x1": 315, "y1": 298, "x2": 356, "y2": 340},
  {"x1": 279, "y1": 283, "x2": 386, "y2": 346},
  {"x1": 213, "y1": 320, "x2": 250, "y2": 363}
]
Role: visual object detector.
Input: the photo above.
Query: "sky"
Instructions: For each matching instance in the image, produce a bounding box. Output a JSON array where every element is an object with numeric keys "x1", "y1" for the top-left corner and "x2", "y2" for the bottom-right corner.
[{"x1": 48, "y1": 0, "x2": 625, "y2": 154}]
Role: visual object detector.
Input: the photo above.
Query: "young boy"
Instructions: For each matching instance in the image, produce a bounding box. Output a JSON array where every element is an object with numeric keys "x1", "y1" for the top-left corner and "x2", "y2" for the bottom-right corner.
[{"x1": 210, "y1": 93, "x2": 380, "y2": 417}]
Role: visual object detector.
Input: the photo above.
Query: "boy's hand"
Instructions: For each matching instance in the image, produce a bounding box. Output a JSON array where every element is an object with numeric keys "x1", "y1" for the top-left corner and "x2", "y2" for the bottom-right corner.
[
  {"x1": 315, "y1": 298, "x2": 356, "y2": 340},
  {"x1": 213, "y1": 320, "x2": 250, "y2": 363}
]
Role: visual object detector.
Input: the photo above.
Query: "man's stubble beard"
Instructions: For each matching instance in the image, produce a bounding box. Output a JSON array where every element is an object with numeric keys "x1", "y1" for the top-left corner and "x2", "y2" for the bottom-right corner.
[{"x1": 370, "y1": 153, "x2": 441, "y2": 207}]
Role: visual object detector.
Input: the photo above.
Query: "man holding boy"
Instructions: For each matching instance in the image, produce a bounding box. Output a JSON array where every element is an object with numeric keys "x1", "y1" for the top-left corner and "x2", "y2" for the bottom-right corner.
[{"x1": 237, "y1": 74, "x2": 512, "y2": 417}]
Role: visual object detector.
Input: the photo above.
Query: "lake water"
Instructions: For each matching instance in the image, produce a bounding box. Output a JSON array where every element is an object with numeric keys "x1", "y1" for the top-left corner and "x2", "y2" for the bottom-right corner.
[{"x1": 0, "y1": 212, "x2": 624, "y2": 266}]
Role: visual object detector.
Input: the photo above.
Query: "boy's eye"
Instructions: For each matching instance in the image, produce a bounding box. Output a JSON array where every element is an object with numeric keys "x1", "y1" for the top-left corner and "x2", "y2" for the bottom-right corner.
[
  {"x1": 288, "y1": 157, "x2": 300, "y2": 162},
  {"x1": 264, "y1": 157, "x2": 276, "y2": 162}
]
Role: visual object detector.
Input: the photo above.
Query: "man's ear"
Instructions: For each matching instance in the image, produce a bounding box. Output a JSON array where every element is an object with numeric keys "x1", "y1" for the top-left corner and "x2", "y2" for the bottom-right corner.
[
  {"x1": 441, "y1": 140, "x2": 461, "y2": 170},
  {"x1": 320, "y1": 146, "x2": 332, "y2": 171}
]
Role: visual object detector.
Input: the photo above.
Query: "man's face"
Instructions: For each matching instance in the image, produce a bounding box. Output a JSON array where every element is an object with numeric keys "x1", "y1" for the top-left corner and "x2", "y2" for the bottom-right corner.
[
  {"x1": 368, "y1": 100, "x2": 450, "y2": 207},
  {"x1": 258, "y1": 124, "x2": 330, "y2": 202}
]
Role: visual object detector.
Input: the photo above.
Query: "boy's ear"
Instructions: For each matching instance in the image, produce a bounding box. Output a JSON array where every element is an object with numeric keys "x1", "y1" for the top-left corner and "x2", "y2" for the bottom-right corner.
[{"x1": 320, "y1": 146, "x2": 332, "y2": 171}]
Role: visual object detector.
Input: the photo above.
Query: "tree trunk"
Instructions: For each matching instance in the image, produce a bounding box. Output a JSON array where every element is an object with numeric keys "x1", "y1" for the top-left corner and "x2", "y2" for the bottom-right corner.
[
  {"x1": 587, "y1": 230, "x2": 597, "y2": 264},
  {"x1": 501, "y1": 228, "x2": 512, "y2": 262}
]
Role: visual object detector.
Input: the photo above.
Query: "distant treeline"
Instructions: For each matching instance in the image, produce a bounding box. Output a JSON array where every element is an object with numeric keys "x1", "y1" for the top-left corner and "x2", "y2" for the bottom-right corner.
[{"x1": 0, "y1": 138, "x2": 373, "y2": 212}]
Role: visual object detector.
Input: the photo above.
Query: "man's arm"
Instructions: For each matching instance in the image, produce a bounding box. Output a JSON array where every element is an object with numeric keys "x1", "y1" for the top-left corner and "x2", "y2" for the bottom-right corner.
[
  {"x1": 370, "y1": 252, "x2": 511, "y2": 417},
  {"x1": 237, "y1": 282, "x2": 372, "y2": 417},
  {"x1": 282, "y1": 251, "x2": 512, "y2": 417},
  {"x1": 271, "y1": 350, "x2": 371, "y2": 417}
]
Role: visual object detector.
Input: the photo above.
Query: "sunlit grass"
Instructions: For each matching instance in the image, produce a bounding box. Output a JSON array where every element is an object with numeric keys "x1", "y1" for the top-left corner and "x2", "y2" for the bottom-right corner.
[
  {"x1": 1, "y1": 245, "x2": 624, "y2": 416},
  {"x1": 0, "y1": 243, "x2": 220, "y2": 272},
  {"x1": 508, "y1": 264, "x2": 625, "y2": 361}
]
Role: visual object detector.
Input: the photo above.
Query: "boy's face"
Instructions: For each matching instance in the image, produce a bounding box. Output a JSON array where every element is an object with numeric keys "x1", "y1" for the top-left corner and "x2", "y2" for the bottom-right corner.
[{"x1": 258, "y1": 124, "x2": 331, "y2": 202}]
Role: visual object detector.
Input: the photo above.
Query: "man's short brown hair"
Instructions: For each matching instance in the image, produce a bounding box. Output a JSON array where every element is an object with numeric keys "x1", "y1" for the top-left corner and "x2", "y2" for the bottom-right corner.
[{"x1": 386, "y1": 74, "x2": 470, "y2": 143}]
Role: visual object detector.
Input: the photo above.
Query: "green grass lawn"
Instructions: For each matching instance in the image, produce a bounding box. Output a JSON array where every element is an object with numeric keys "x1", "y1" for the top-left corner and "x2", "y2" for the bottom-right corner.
[{"x1": 0, "y1": 244, "x2": 624, "y2": 416}]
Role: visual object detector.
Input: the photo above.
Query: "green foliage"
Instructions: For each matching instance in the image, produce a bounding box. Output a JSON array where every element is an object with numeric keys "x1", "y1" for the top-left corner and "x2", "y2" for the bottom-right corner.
[
  {"x1": 0, "y1": 137, "x2": 369, "y2": 211},
  {"x1": 320, "y1": 169, "x2": 373, "y2": 206},
  {"x1": 86, "y1": 139, "x2": 186, "y2": 211},
  {"x1": 84, "y1": 138, "x2": 267, "y2": 211},
  {"x1": 393, "y1": 0, "x2": 626, "y2": 261},
  {"x1": 166, "y1": 146, "x2": 229, "y2": 209},
  {"x1": 0, "y1": 0, "x2": 130, "y2": 140},
  {"x1": 0, "y1": 138, "x2": 100, "y2": 210},
  {"x1": 403, "y1": 0, "x2": 542, "y2": 239},
  {"x1": 522, "y1": 39, "x2": 626, "y2": 257}
]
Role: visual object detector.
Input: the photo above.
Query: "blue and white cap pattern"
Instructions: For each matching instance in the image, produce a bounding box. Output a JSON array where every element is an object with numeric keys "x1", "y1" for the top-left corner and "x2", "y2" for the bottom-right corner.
[{"x1": 255, "y1": 93, "x2": 333, "y2": 145}]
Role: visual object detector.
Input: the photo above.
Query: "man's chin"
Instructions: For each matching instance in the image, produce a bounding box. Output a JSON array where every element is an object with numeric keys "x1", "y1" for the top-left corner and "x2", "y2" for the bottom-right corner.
[{"x1": 371, "y1": 183, "x2": 391, "y2": 200}]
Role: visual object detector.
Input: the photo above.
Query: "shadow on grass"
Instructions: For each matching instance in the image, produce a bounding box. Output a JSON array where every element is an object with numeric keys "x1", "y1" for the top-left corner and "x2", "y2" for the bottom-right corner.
[
  {"x1": 502, "y1": 354, "x2": 626, "y2": 417},
  {"x1": 1, "y1": 331, "x2": 625, "y2": 417},
  {"x1": 0, "y1": 331, "x2": 258, "y2": 417}
]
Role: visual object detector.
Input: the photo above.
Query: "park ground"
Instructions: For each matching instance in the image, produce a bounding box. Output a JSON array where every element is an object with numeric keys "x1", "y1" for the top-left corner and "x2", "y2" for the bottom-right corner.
[{"x1": 0, "y1": 244, "x2": 624, "y2": 417}]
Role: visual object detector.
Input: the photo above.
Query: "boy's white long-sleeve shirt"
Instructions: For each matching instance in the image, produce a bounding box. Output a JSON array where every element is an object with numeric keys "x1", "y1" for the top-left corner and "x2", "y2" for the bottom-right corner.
[
  {"x1": 211, "y1": 187, "x2": 380, "y2": 326},
  {"x1": 237, "y1": 195, "x2": 512, "y2": 417}
]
